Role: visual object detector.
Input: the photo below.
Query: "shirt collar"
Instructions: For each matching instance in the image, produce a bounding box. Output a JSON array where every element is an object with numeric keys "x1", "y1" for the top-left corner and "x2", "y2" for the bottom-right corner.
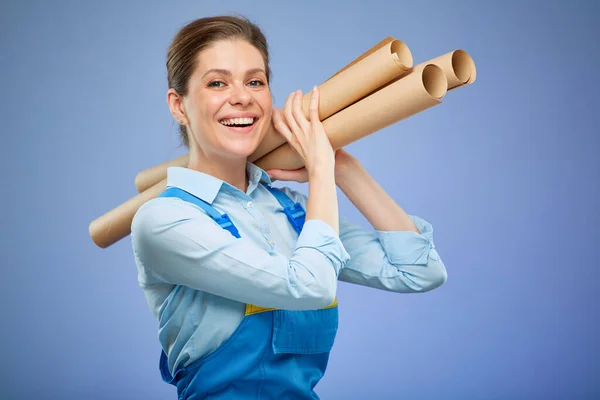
[{"x1": 166, "y1": 161, "x2": 273, "y2": 204}]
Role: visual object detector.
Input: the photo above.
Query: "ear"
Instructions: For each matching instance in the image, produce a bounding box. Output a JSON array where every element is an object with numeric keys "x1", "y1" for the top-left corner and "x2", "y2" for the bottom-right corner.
[{"x1": 167, "y1": 88, "x2": 187, "y2": 125}]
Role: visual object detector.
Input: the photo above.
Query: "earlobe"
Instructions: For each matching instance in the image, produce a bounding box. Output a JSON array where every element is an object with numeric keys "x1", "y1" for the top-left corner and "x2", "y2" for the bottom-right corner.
[{"x1": 167, "y1": 88, "x2": 186, "y2": 124}]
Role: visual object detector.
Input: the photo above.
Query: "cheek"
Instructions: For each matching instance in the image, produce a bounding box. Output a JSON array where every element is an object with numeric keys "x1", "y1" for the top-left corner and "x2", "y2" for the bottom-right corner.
[
  {"x1": 256, "y1": 90, "x2": 272, "y2": 111},
  {"x1": 189, "y1": 93, "x2": 227, "y2": 121},
  {"x1": 204, "y1": 95, "x2": 227, "y2": 119}
]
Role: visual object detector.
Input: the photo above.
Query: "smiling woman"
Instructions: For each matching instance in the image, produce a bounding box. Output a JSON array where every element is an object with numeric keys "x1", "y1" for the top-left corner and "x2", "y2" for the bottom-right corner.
[
  {"x1": 169, "y1": 39, "x2": 272, "y2": 175},
  {"x1": 131, "y1": 14, "x2": 446, "y2": 400},
  {"x1": 165, "y1": 18, "x2": 273, "y2": 185}
]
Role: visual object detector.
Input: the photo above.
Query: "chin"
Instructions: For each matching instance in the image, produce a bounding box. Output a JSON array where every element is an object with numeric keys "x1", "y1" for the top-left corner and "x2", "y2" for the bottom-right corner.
[
  {"x1": 222, "y1": 139, "x2": 260, "y2": 159},
  {"x1": 215, "y1": 119, "x2": 269, "y2": 158}
]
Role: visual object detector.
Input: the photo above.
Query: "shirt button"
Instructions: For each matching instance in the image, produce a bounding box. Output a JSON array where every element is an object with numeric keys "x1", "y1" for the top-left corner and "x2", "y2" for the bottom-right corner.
[{"x1": 247, "y1": 201, "x2": 254, "y2": 208}]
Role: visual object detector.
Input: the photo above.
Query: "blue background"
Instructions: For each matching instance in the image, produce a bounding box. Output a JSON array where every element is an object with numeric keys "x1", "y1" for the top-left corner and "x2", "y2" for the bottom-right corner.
[{"x1": 2, "y1": 0, "x2": 599, "y2": 398}]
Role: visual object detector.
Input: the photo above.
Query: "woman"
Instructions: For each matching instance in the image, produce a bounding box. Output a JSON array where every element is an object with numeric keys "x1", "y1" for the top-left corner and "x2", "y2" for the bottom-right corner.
[{"x1": 131, "y1": 15, "x2": 447, "y2": 399}]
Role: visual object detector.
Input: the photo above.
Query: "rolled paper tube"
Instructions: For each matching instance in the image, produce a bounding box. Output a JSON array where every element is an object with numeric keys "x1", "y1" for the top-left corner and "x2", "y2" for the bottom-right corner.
[
  {"x1": 412, "y1": 49, "x2": 476, "y2": 90},
  {"x1": 247, "y1": 124, "x2": 281, "y2": 161},
  {"x1": 89, "y1": 179, "x2": 167, "y2": 248},
  {"x1": 134, "y1": 39, "x2": 413, "y2": 193},
  {"x1": 254, "y1": 64, "x2": 448, "y2": 172},
  {"x1": 327, "y1": 36, "x2": 395, "y2": 79},
  {"x1": 135, "y1": 154, "x2": 188, "y2": 193},
  {"x1": 301, "y1": 39, "x2": 413, "y2": 121}
]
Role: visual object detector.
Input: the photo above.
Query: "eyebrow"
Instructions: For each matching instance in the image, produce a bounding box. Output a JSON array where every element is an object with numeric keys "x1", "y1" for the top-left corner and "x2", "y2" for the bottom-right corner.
[{"x1": 201, "y1": 68, "x2": 267, "y2": 80}]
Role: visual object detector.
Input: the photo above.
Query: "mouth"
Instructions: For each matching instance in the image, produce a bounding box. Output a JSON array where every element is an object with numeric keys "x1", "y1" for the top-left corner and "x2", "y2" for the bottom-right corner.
[{"x1": 218, "y1": 117, "x2": 258, "y2": 133}]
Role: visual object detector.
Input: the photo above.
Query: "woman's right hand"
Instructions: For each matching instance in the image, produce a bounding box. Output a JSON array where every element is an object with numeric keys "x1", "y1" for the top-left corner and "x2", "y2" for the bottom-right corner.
[{"x1": 272, "y1": 86, "x2": 335, "y2": 177}]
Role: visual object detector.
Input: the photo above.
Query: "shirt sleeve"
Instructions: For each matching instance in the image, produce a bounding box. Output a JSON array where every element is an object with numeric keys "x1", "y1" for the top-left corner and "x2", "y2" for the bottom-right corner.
[
  {"x1": 131, "y1": 197, "x2": 349, "y2": 311},
  {"x1": 280, "y1": 187, "x2": 447, "y2": 293},
  {"x1": 336, "y1": 215, "x2": 447, "y2": 292}
]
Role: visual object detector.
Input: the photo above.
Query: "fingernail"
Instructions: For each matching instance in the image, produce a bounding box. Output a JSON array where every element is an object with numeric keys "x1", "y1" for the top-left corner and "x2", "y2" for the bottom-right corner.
[{"x1": 313, "y1": 85, "x2": 317, "y2": 92}]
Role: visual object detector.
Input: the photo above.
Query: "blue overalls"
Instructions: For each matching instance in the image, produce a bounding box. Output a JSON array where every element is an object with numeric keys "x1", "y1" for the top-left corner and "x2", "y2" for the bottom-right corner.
[{"x1": 157, "y1": 184, "x2": 339, "y2": 399}]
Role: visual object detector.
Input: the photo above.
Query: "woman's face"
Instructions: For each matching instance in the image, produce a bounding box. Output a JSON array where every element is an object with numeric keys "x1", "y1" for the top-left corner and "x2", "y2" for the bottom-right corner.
[{"x1": 181, "y1": 39, "x2": 272, "y2": 160}]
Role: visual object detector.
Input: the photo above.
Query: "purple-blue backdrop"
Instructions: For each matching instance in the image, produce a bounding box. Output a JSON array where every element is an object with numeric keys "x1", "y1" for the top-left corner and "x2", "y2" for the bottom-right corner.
[{"x1": 2, "y1": 0, "x2": 599, "y2": 398}]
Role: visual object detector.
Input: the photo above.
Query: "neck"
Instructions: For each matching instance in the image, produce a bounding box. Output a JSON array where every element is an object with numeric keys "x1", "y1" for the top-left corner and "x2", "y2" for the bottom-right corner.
[{"x1": 187, "y1": 148, "x2": 249, "y2": 193}]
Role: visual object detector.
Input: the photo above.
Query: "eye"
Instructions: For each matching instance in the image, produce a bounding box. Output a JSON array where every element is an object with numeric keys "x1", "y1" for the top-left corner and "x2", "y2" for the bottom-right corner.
[
  {"x1": 208, "y1": 81, "x2": 225, "y2": 88},
  {"x1": 248, "y1": 80, "x2": 265, "y2": 87}
]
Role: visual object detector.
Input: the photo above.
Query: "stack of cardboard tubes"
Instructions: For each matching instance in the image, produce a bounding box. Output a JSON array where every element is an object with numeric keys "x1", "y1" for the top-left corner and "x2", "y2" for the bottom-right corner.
[{"x1": 89, "y1": 37, "x2": 476, "y2": 248}]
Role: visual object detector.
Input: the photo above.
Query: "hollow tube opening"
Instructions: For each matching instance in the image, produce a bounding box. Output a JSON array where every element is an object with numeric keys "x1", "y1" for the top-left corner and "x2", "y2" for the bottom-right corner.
[
  {"x1": 390, "y1": 40, "x2": 413, "y2": 68},
  {"x1": 452, "y1": 50, "x2": 473, "y2": 83},
  {"x1": 422, "y1": 64, "x2": 448, "y2": 99}
]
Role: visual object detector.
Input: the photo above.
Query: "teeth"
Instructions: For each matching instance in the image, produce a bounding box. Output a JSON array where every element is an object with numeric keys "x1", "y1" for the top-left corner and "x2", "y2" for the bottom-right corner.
[{"x1": 219, "y1": 117, "x2": 255, "y2": 126}]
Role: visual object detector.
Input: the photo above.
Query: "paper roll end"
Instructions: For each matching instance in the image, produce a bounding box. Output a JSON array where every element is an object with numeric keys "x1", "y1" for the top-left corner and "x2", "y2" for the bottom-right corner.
[
  {"x1": 421, "y1": 64, "x2": 448, "y2": 99},
  {"x1": 89, "y1": 217, "x2": 111, "y2": 249},
  {"x1": 134, "y1": 172, "x2": 147, "y2": 193},
  {"x1": 452, "y1": 50, "x2": 476, "y2": 85},
  {"x1": 390, "y1": 40, "x2": 413, "y2": 69}
]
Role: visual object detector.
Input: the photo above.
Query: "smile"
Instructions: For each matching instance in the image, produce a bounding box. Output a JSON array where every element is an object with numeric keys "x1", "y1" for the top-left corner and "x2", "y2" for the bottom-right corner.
[{"x1": 218, "y1": 117, "x2": 257, "y2": 127}]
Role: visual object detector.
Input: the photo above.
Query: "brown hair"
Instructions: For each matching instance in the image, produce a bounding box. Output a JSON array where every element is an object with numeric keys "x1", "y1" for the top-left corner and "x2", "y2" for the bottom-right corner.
[{"x1": 167, "y1": 15, "x2": 271, "y2": 148}]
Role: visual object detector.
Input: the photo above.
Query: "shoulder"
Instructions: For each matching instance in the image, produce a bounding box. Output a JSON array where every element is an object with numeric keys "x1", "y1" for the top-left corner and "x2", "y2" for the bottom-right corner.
[{"x1": 131, "y1": 196, "x2": 216, "y2": 241}]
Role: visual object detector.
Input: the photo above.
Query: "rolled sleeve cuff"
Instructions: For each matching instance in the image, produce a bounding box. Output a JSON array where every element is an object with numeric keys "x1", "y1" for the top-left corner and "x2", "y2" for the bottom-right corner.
[
  {"x1": 296, "y1": 219, "x2": 351, "y2": 275},
  {"x1": 375, "y1": 215, "x2": 438, "y2": 265}
]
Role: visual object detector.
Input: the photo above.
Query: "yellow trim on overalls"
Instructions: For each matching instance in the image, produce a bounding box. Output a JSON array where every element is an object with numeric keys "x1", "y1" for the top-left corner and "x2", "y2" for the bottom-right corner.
[{"x1": 244, "y1": 298, "x2": 338, "y2": 316}]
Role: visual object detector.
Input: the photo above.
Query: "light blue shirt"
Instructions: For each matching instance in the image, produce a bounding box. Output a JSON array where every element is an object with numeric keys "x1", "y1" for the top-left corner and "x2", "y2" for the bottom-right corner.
[{"x1": 131, "y1": 162, "x2": 447, "y2": 374}]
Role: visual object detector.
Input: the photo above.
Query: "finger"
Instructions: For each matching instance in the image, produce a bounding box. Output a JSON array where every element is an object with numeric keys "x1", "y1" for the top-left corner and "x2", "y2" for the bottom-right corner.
[
  {"x1": 272, "y1": 107, "x2": 294, "y2": 144},
  {"x1": 309, "y1": 85, "x2": 320, "y2": 124},
  {"x1": 292, "y1": 89, "x2": 310, "y2": 134},
  {"x1": 308, "y1": 86, "x2": 323, "y2": 139},
  {"x1": 273, "y1": 107, "x2": 305, "y2": 159},
  {"x1": 283, "y1": 90, "x2": 303, "y2": 138},
  {"x1": 309, "y1": 86, "x2": 323, "y2": 135},
  {"x1": 266, "y1": 167, "x2": 309, "y2": 183}
]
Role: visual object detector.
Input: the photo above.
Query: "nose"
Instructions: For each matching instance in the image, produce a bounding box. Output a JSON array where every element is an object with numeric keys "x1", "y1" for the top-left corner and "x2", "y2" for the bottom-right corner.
[{"x1": 229, "y1": 83, "x2": 252, "y2": 107}]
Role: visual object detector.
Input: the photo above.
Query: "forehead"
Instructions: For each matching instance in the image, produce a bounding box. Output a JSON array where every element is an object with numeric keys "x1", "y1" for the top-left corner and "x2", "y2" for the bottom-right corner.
[{"x1": 194, "y1": 39, "x2": 265, "y2": 74}]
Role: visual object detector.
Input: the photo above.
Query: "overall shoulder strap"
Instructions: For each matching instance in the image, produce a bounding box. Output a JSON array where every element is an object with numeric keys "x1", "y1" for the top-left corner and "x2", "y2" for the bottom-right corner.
[
  {"x1": 262, "y1": 184, "x2": 306, "y2": 235},
  {"x1": 159, "y1": 187, "x2": 241, "y2": 238}
]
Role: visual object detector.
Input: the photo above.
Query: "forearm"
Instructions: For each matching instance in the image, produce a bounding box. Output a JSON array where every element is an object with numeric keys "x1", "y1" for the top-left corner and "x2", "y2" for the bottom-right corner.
[
  {"x1": 335, "y1": 159, "x2": 420, "y2": 233},
  {"x1": 306, "y1": 168, "x2": 340, "y2": 235},
  {"x1": 132, "y1": 199, "x2": 346, "y2": 310}
]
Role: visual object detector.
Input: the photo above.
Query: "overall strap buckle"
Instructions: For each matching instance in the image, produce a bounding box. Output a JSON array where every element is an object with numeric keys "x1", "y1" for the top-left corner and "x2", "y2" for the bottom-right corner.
[
  {"x1": 262, "y1": 184, "x2": 306, "y2": 235},
  {"x1": 159, "y1": 187, "x2": 241, "y2": 238}
]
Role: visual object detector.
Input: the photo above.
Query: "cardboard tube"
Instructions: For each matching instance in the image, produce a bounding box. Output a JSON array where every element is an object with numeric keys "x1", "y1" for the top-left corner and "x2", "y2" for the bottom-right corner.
[
  {"x1": 247, "y1": 125, "x2": 281, "y2": 161},
  {"x1": 413, "y1": 49, "x2": 476, "y2": 90},
  {"x1": 134, "y1": 39, "x2": 413, "y2": 193},
  {"x1": 135, "y1": 155, "x2": 188, "y2": 193},
  {"x1": 89, "y1": 179, "x2": 168, "y2": 248},
  {"x1": 301, "y1": 39, "x2": 412, "y2": 121},
  {"x1": 254, "y1": 64, "x2": 447, "y2": 171},
  {"x1": 327, "y1": 37, "x2": 395, "y2": 79}
]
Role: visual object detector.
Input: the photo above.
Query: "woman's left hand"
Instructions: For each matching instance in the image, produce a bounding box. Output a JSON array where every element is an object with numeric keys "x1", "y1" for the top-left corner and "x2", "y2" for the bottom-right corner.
[{"x1": 266, "y1": 148, "x2": 358, "y2": 183}]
